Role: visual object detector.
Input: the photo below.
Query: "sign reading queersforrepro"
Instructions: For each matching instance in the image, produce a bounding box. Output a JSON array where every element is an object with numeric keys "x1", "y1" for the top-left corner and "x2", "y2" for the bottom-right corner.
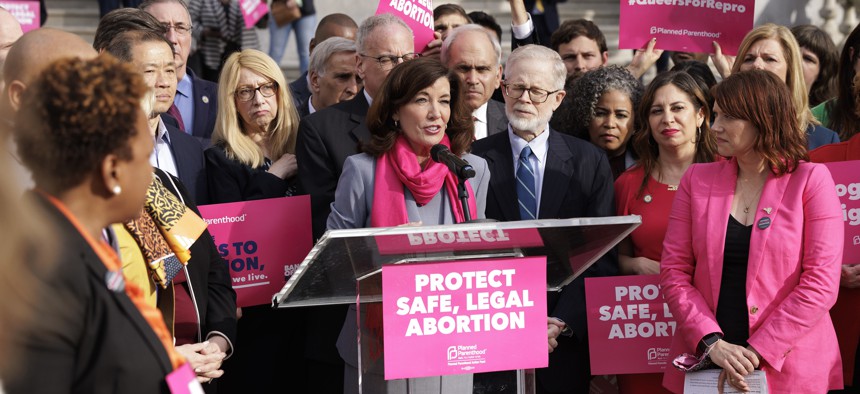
[
  {"x1": 382, "y1": 257, "x2": 547, "y2": 379},
  {"x1": 619, "y1": 0, "x2": 754, "y2": 55}
]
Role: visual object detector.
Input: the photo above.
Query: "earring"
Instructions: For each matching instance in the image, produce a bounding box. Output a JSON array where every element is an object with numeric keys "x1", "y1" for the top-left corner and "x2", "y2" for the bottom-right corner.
[
  {"x1": 394, "y1": 119, "x2": 400, "y2": 129},
  {"x1": 112, "y1": 185, "x2": 122, "y2": 195},
  {"x1": 696, "y1": 126, "x2": 702, "y2": 142}
]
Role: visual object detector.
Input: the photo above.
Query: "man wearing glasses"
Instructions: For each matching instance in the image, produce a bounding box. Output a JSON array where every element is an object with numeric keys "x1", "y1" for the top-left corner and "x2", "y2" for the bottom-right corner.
[
  {"x1": 294, "y1": 13, "x2": 415, "y2": 394},
  {"x1": 142, "y1": 0, "x2": 219, "y2": 145},
  {"x1": 472, "y1": 44, "x2": 616, "y2": 394}
]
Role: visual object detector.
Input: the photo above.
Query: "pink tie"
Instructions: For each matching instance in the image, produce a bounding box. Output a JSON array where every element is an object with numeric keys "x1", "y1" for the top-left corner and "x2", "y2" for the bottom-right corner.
[{"x1": 167, "y1": 104, "x2": 186, "y2": 132}]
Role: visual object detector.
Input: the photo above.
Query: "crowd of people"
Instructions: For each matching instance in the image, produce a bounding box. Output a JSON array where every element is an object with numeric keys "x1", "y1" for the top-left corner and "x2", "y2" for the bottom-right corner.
[{"x1": 0, "y1": 0, "x2": 859, "y2": 393}]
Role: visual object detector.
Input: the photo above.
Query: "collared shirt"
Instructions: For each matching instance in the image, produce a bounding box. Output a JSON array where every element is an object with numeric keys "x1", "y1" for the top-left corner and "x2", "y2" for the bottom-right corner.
[
  {"x1": 473, "y1": 102, "x2": 489, "y2": 140},
  {"x1": 150, "y1": 117, "x2": 178, "y2": 178},
  {"x1": 308, "y1": 96, "x2": 317, "y2": 115},
  {"x1": 174, "y1": 73, "x2": 195, "y2": 134},
  {"x1": 364, "y1": 89, "x2": 374, "y2": 107},
  {"x1": 511, "y1": 14, "x2": 534, "y2": 41},
  {"x1": 508, "y1": 124, "x2": 550, "y2": 217}
]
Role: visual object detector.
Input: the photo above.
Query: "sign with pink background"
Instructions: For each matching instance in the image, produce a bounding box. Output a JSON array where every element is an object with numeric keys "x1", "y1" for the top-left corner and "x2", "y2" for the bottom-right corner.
[
  {"x1": 0, "y1": 1, "x2": 40, "y2": 32},
  {"x1": 237, "y1": 0, "x2": 268, "y2": 29},
  {"x1": 382, "y1": 257, "x2": 547, "y2": 380},
  {"x1": 376, "y1": 0, "x2": 435, "y2": 53},
  {"x1": 824, "y1": 161, "x2": 860, "y2": 265},
  {"x1": 199, "y1": 196, "x2": 312, "y2": 307},
  {"x1": 586, "y1": 275, "x2": 676, "y2": 374},
  {"x1": 375, "y1": 228, "x2": 545, "y2": 255},
  {"x1": 619, "y1": 0, "x2": 755, "y2": 55}
]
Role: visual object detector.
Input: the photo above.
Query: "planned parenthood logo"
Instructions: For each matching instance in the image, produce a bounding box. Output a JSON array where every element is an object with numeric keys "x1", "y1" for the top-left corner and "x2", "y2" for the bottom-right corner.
[
  {"x1": 646, "y1": 347, "x2": 670, "y2": 365},
  {"x1": 446, "y1": 344, "x2": 488, "y2": 367}
]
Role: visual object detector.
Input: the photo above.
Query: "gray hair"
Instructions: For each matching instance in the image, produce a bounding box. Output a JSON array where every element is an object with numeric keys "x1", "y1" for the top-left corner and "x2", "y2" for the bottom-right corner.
[
  {"x1": 565, "y1": 65, "x2": 643, "y2": 139},
  {"x1": 505, "y1": 45, "x2": 566, "y2": 90},
  {"x1": 440, "y1": 24, "x2": 501, "y2": 65},
  {"x1": 356, "y1": 13, "x2": 413, "y2": 54},
  {"x1": 309, "y1": 37, "x2": 356, "y2": 76}
]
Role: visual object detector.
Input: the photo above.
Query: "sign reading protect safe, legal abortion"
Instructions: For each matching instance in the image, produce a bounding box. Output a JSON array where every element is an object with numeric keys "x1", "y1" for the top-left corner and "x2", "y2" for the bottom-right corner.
[
  {"x1": 376, "y1": 0, "x2": 435, "y2": 53},
  {"x1": 619, "y1": 0, "x2": 754, "y2": 55},
  {"x1": 0, "y1": 1, "x2": 39, "y2": 32},
  {"x1": 199, "y1": 196, "x2": 312, "y2": 307},
  {"x1": 824, "y1": 161, "x2": 860, "y2": 264},
  {"x1": 586, "y1": 275, "x2": 676, "y2": 374},
  {"x1": 382, "y1": 257, "x2": 547, "y2": 380}
]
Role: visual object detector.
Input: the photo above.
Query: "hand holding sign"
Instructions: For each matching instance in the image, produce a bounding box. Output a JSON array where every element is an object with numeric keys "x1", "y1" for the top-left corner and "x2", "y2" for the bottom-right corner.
[
  {"x1": 711, "y1": 41, "x2": 737, "y2": 79},
  {"x1": 627, "y1": 38, "x2": 665, "y2": 79},
  {"x1": 842, "y1": 264, "x2": 860, "y2": 288},
  {"x1": 547, "y1": 317, "x2": 565, "y2": 353}
]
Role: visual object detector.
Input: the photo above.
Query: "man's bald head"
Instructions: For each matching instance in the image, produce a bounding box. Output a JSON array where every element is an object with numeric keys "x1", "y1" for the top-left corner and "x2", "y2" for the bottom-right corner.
[
  {"x1": 3, "y1": 28, "x2": 96, "y2": 115},
  {"x1": 0, "y1": 7, "x2": 23, "y2": 92},
  {"x1": 309, "y1": 13, "x2": 358, "y2": 54}
]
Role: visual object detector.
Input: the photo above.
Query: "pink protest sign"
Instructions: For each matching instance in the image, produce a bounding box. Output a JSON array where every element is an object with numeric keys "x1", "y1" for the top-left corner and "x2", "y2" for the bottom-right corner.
[
  {"x1": 585, "y1": 275, "x2": 676, "y2": 374},
  {"x1": 375, "y1": 228, "x2": 544, "y2": 255},
  {"x1": 0, "y1": 1, "x2": 40, "y2": 32},
  {"x1": 237, "y1": 0, "x2": 268, "y2": 29},
  {"x1": 376, "y1": 0, "x2": 434, "y2": 53},
  {"x1": 382, "y1": 257, "x2": 547, "y2": 380},
  {"x1": 619, "y1": 0, "x2": 754, "y2": 55},
  {"x1": 824, "y1": 161, "x2": 860, "y2": 264},
  {"x1": 199, "y1": 196, "x2": 312, "y2": 307}
]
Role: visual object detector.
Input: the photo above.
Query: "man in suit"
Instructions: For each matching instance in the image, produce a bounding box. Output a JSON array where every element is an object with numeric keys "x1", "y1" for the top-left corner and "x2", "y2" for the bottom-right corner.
[
  {"x1": 289, "y1": 13, "x2": 358, "y2": 108},
  {"x1": 142, "y1": 0, "x2": 218, "y2": 144},
  {"x1": 471, "y1": 44, "x2": 616, "y2": 394},
  {"x1": 105, "y1": 29, "x2": 209, "y2": 205},
  {"x1": 441, "y1": 24, "x2": 507, "y2": 140},
  {"x1": 299, "y1": 37, "x2": 360, "y2": 118}
]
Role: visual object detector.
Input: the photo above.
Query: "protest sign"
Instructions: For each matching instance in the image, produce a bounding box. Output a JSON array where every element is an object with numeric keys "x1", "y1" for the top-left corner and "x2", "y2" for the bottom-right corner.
[
  {"x1": 237, "y1": 0, "x2": 268, "y2": 29},
  {"x1": 586, "y1": 274, "x2": 676, "y2": 374},
  {"x1": 376, "y1": 0, "x2": 434, "y2": 53},
  {"x1": 824, "y1": 161, "x2": 860, "y2": 264},
  {"x1": 382, "y1": 257, "x2": 547, "y2": 379},
  {"x1": 619, "y1": 0, "x2": 755, "y2": 55},
  {"x1": 0, "y1": 1, "x2": 39, "y2": 32},
  {"x1": 199, "y1": 196, "x2": 312, "y2": 307},
  {"x1": 374, "y1": 227, "x2": 544, "y2": 255}
]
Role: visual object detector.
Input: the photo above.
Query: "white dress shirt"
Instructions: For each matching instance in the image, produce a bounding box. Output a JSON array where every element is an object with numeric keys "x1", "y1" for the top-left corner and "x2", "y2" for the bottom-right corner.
[
  {"x1": 472, "y1": 102, "x2": 489, "y2": 140},
  {"x1": 150, "y1": 117, "x2": 178, "y2": 178}
]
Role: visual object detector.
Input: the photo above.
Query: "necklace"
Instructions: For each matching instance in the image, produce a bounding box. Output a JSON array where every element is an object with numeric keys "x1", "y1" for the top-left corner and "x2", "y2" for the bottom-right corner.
[{"x1": 738, "y1": 178, "x2": 763, "y2": 214}]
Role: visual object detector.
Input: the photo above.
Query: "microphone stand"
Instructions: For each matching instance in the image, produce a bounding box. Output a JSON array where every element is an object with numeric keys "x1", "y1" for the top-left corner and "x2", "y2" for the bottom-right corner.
[{"x1": 456, "y1": 175, "x2": 472, "y2": 223}]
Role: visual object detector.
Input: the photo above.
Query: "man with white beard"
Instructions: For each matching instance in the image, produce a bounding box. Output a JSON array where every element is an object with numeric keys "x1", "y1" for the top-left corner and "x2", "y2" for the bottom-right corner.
[{"x1": 471, "y1": 44, "x2": 616, "y2": 394}]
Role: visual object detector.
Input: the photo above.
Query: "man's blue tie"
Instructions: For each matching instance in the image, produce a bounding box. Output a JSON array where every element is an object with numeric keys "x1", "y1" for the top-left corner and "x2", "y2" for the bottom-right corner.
[{"x1": 516, "y1": 145, "x2": 537, "y2": 220}]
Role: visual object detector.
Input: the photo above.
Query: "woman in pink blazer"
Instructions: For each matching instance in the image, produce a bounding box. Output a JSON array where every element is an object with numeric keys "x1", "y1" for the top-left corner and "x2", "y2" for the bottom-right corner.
[{"x1": 660, "y1": 69, "x2": 844, "y2": 393}]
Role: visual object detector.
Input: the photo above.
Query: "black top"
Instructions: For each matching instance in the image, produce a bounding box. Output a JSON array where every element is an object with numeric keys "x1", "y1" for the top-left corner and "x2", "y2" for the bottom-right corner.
[
  {"x1": 716, "y1": 215, "x2": 752, "y2": 346},
  {"x1": 205, "y1": 144, "x2": 295, "y2": 204}
]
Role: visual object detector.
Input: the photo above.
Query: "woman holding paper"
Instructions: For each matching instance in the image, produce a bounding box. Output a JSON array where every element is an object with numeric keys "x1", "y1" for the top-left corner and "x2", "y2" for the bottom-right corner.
[
  {"x1": 712, "y1": 23, "x2": 840, "y2": 150},
  {"x1": 327, "y1": 57, "x2": 489, "y2": 394},
  {"x1": 660, "y1": 70, "x2": 844, "y2": 393}
]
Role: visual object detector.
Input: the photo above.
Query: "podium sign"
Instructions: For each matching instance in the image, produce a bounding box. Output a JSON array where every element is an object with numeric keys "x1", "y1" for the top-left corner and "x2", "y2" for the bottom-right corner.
[
  {"x1": 382, "y1": 257, "x2": 547, "y2": 379},
  {"x1": 824, "y1": 160, "x2": 860, "y2": 264}
]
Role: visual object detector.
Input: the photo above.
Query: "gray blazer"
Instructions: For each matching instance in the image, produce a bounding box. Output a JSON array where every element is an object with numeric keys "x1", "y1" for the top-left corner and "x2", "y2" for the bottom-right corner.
[{"x1": 327, "y1": 152, "x2": 490, "y2": 230}]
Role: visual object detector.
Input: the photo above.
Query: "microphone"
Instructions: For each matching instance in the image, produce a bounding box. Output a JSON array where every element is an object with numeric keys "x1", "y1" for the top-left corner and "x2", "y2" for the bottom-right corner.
[{"x1": 431, "y1": 144, "x2": 476, "y2": 179}]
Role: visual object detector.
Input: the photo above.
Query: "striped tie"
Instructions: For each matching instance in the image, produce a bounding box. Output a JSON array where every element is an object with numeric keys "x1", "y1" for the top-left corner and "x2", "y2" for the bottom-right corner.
[{"x1": 516, "y1": 145, "x2": 537, "y2": 220}]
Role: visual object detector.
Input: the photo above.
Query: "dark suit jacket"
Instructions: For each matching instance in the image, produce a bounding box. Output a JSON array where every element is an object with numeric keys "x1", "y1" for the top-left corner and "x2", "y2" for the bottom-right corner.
[
  {"x1": 296, "y1": 91, "x2": 370, "y2": 241},
  {"x1": 289, "y1": 72, "x2": 311, "y2": 110},
  {"x1": 297, "y1": 97, "x2": 311, "y2": 118},
  {"x1": 524, "y1": 0, "x2": 565, "y2": 33},
  {"x1": 485, "y1": 99, "x2": 508, "y2": 137},
  {"x1": 471, "y1": 128, "x2": 617, "y2": 393},
  {"x1": 188, "y1": 68, "x2": 218, "y2": 144},
  {"x1": 163, "y1": 114, "x2": 209, "y2": 205},
  {"x1": 154, "y1": 168, "x2": 237, "y2": 348},
  {"x1": 4, "y1": 194, "x2": 174, "y2": 394}
]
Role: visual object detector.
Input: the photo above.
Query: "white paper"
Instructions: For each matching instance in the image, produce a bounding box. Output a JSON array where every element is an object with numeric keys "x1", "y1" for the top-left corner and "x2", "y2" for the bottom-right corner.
[{"x1": 683, "y1": 370, "x2": 768, "y2": 394}]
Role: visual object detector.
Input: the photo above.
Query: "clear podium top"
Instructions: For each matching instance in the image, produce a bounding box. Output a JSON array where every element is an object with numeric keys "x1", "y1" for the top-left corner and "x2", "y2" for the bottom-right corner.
[{"x1": 273, "y1": 216, "x2": 640, "y2": 308}]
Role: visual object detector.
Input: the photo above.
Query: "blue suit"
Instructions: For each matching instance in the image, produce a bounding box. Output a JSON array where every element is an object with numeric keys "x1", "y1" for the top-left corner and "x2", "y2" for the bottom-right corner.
[
  {"x1": 188, "y1": 69, "x2": 218, "y2": 145},
  {"x1": 163, "y1": 114, "x2": 209, "y2": 205}
]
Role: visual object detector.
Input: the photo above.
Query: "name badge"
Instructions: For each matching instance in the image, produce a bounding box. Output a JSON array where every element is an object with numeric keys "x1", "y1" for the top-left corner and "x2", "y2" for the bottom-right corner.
[{"x1": 166, "y1": 363, "x2": 204, "y2": 394}]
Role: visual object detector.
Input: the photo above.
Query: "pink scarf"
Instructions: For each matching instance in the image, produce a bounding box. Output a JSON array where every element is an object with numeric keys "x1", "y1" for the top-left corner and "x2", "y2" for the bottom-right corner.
[{"x1": 370, "y1": 134, "x2": 478, "y2": 227}]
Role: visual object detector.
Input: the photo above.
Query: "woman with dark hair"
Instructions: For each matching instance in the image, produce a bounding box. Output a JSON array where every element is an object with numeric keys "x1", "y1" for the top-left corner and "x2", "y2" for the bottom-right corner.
[
  {"x1": 661, "y1": 70, "x2": 843, "y2": 393},
  {"x1": 813, "y1": 23, "x2": 860, "y2": 140},
  {"x1": 670, "y1": 60, "x2": 717, "y2": 119},
  {"x1": 6, "y1": 55, "x2": 182, "y2": 393},
  {"x1": 613, "y1": 71, "x2": 719, "y2": 394},
  {"x1": 560, "y1": 65, "x2": 643, "y2": 179},
  {"x1": 791, "y1": 24, "x2": 839, "y2": 108},
  {"x1": 329, "y1": 57, "x2": 489, "y2": 394}
]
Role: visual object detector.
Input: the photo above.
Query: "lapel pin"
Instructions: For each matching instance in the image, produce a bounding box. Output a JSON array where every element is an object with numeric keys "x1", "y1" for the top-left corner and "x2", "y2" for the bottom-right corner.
[
  {"x1": 643, "y1": 195, "x2": 652, "y2": 203},
  {"x1": 105, "y1": 270, "x2": 125, "y2": 292},
  {"x1": 757, "y1": 216, "x2": 771, "y2": 230},
  {"x1": 763, "y1": 207, "x2": 772, "y2": 214},
  {"x1": 202, "y1": 96, "x2": 209, "y2": 104}
]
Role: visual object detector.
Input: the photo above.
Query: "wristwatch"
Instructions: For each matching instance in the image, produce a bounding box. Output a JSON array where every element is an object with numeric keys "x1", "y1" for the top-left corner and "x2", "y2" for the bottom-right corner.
[{"x1": 698, "y1": 333, "x2": 722, "y2": 354}]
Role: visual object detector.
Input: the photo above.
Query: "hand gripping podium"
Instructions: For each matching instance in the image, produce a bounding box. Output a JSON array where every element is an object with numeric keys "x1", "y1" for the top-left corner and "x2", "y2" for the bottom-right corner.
[{"x1": 274, "y1": 216, "x2": 640, "y2": 394}]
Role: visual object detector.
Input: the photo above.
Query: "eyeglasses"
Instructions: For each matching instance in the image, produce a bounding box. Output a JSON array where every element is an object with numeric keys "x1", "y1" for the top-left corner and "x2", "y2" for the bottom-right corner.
[
  {"x1": 161, "y1": 22, "x2": 193, "y2": 36},
  {"x1": 360, "y1": 53, "x2": 420, "y2": 70},
  {"x1": 501, "y1": 82, "x2": 561, "y2": 104},
  {"x1": 234, "y1": 82, "x2": 278, "y2": 102}
]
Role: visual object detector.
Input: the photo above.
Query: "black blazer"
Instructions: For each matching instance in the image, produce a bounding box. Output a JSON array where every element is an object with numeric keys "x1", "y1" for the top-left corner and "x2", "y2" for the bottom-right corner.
[
  {"x1": 289, "y1": 72, "x2": 311, "y2": 110},
  {"x1": 297, "y1": 97, "x2": 311, "y2": 119},
  {"x1": 189, "y1": 68, "x2": 218, "y2": 144},
  {"x1": 204, "y1": 144, "x2": 294, "y2": 203},
  {"x1": 471, "y1": 128, "x2": 617, "y2": 393},
  {"x1": 4, "y1": 194, "x2": 174, "y2": 394},
  {"x1": 485, "y1": 99, "x2": 508, "y2": 137},
  {"x1": 295, "y1": 91, "x2": 371, "y2": 240},
  {"x1": 155, "y1": 168, "x2": 238, "y2": 347},
  {"x1": 163, "y1": 115, "x2": 209, "y2": 205}
]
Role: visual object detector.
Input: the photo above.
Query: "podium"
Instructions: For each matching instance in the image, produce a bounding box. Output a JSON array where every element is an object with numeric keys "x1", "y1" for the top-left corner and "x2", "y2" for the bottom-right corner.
[{"x1": 274, "y1": 216, "x2": 640, "y2": 394}]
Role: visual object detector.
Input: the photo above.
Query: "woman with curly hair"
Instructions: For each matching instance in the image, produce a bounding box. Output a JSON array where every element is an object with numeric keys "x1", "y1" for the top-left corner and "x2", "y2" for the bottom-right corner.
[
  {"x1": 555, "y1": 65, "x2": 643, "y2": 179},
  {"x1": 6, "y1": 55, "x2": 183, "y2": 393}
]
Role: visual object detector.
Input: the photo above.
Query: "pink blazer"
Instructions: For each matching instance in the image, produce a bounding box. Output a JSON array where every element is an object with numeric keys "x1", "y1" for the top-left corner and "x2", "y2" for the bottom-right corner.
[{"x1": 660, "y1": 159, "x2": 844, "y2": 393}]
